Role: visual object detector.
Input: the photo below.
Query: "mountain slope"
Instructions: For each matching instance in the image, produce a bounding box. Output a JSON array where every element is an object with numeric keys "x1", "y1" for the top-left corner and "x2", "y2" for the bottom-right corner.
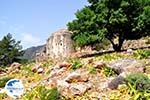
[{"x1": 23, "y1": 45, "x2": 46, "y2": 60}]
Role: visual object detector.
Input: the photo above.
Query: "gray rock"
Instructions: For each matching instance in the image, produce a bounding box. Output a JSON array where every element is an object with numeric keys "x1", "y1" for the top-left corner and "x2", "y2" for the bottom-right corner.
[
  {"x1": 107, "y1": 59, "x2": 146, "y2": 89},
  {"x1": 69, "y1": 82, "x2": 92, "y2": 96},
  {"x1": 108, "y1": 75, "x2": 124, "y2": 89},
  {"x1": 64, "y1": 70, "x2": 89, "y2": 83},
  {"x1": 57, "y1": 80, "x2": 70, "y2": 97},
  {"x1": 108, "y1": 58, "x2": 145, "y2": 74},
  {"x1": 57, "y1": 80, "x2": 92, "y2": 97}
]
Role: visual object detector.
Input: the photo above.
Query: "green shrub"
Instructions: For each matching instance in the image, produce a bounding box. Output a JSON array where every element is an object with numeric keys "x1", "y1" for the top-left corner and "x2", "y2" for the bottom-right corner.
[
  {"x1": 101, "y1": 66, "x2": 116, "y2": 77},
  {"x1": 70, "y1": 58, "x2": 82, "y2": 70},
  {"x1": 145, "y1": 37, "x2": 150, "y2": 44},
  {"x1": 0, "y1": 76, "x2": 12, "y2": 88},
  {"x1": 0, "y1": 93, "x2": 7, "y2": 99},
  {"x1": 134, "y1": 49, "x2": 150, "y2": 59},
  {"x1": 23, "y1": 86, "x2": 59, "y2": 100},
  {"x1": 125, "y1": 73, "x2": 150, "y2": 99},
  {"x1": 88, "y1": 65, "x2": 97, "y2": 74},
  {"x1": 95, "y1": 53, "x2": 124, "y2": 61}
]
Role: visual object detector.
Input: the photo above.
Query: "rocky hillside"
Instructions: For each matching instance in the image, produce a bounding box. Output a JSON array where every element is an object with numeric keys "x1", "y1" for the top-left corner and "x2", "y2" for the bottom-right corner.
[{"x1": 0, "y1": 49, "x2": 150, "y2": 100}]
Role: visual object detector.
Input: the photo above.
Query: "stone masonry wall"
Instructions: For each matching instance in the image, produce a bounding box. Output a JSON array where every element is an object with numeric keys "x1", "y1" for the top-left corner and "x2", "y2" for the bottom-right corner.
[{"x1": 46, "y1": 29, "x2": 74, "y2": 59}]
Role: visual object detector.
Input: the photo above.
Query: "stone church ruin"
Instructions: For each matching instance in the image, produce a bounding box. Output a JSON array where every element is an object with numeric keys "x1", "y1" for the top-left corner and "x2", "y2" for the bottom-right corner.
[{"x1": 46, "y1": 29, "x2": 75, "y2": 59}]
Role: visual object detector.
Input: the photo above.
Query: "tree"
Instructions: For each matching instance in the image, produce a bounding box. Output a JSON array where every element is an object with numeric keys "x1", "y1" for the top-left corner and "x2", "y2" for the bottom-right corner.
[
  {"x1": 0, "y1": 33, "x2": 24, "y2": 66},
  {"x1": 67, "y1": 0, "x2": 150, "y2": 51}
]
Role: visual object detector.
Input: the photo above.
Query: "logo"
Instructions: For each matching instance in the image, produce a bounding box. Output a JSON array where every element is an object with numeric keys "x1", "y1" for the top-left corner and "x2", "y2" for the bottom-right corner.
[{"x1": 4, "y1": 79, "x2": 24, "y2": 99}]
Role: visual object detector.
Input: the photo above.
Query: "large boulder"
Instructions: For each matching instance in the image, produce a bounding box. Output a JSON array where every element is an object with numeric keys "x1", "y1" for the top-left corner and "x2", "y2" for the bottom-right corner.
[
  {"x1": 57, "y1": 80, "x2": 92, "y2": 97},
  {"x1": 108, "y1": 58, "x2": 145, "y2": 74},
  {"x1": 107, "y1": 58, "x2": 146, "y2": 89},
  {"x1": 48, "y1": 66, "x2": 91, "y2": 97}
]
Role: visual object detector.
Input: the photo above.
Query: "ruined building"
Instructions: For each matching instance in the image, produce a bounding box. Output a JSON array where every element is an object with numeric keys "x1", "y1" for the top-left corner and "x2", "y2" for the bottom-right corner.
[{"x1": 46, "y1": 29, "x2": 75, "y2": 59}]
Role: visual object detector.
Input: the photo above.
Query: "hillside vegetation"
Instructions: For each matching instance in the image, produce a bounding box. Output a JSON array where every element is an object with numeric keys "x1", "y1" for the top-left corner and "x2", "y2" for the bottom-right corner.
[{"x1": 0, "y1": 48, "x2": 150, "y2": 100}]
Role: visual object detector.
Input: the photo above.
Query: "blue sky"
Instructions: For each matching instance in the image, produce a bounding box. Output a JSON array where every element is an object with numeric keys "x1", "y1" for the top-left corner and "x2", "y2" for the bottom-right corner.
[{"x1": 0, "y1": 0, "x2": 88, "y2": 49}]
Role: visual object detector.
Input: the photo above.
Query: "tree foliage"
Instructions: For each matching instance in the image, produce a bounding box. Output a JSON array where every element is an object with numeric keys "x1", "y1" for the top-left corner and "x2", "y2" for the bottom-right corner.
[
  {"x1": 0, "y1": 33, "x2": 24, "y2": 66},
  {"x1": 67, "y1": 0, "x2": 150, "y2": 51}
]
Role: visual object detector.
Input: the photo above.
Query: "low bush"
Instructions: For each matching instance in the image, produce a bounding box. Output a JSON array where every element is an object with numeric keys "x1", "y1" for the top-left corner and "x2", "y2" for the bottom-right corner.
[
  {"x1": 88, "y1": 65, "x2": 97, "y2": 74},
  {"x1": 134, "y1": 49, "x2": 150, "y2": 59},
  {"x1": 70, "y1": 58, "x2": 82, "y2": 70},
  {"x1": 0, "y1": 76, "x2": 12, "y2": 88},
  {"x1": 125, "y1": 73, "x2": 150, "y2": 99},
  {"x1": 95, "y1": 53, "x2": 124, "y2": 61},
  {"x1": 101, "y1": 66, "x2": 116, "y2": 77},
  {"x1": 22, "y1": 86, "x2": 59, "y2": 100}
]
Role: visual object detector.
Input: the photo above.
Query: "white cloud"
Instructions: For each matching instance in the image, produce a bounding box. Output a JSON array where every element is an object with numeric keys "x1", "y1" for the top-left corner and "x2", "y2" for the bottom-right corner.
[
  {"x1": 0, "y1": 21, "x2": 44, "y2": 49},
  {"x1": 21, "y1": 33, "x2": 42, "y2": 49}
]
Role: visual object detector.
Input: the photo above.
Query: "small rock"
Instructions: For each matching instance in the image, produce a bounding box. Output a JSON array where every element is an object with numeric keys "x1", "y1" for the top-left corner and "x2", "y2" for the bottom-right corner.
[
  {"x1": 48, "y1": 78, "x2": 57, "y2": 88},
  {"x1": 0, "y1": 68, "x2": 6, "y2": 74},
  {"x1": 10, "y1": 62, "x2": 21, "y2": 69},
  {"x1": 59, "y1": 61, "x2": 71, "y2": 68},
  {"x1": 50, "y1": 67, "x2": 67, "y2": 77},
  {"x1": 94, "y1": 61, "x2": 106, "y2": 69},
  {"x1": 32, "y1": 64, "x2": 42, "y2": 72},
  {"x1": 64, "y1": 71, "x2": 88, "y2": 83},
  {"x1": 37, "y1": 67, "x2": 44, "y2": 74},
  {"x1": 126, "y1": 48, "x2": 133, "y2": 53},
  {"x1": 97, "y1": 79, "x2": 110, "y2": 91},
  {"x1": 69, "y1": 82, "x2": 92, "y2": 96},
  {"x1": 8, "y1": 62, "x2": 21, "y2": 73},
  {"x1": 57, "y1": 80, "x2": 70, "y2": 88},
  {"x1": 87, "y1": 58, "x2": 94, "y2": 64}
]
